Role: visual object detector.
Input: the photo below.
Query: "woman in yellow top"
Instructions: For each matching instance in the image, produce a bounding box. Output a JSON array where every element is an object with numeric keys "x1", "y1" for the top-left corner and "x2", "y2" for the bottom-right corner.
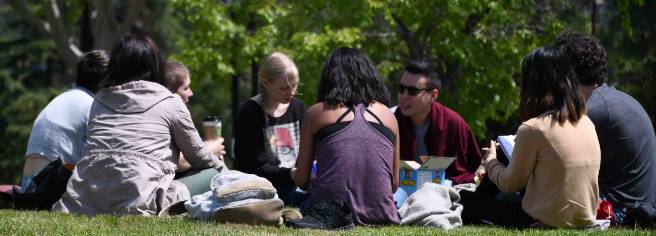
[{"x1": 460, "y1": 46, "x2": 601, "y2": 228}]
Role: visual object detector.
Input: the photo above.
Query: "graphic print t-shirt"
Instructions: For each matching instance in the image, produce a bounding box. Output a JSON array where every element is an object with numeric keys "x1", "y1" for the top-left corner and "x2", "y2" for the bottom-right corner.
[
  {"x1": 234, "y1": 98, "x2": 305, "y2": 186},
  {"x1": 264, "y1": 115, "x2": 301, "y2": 168}
]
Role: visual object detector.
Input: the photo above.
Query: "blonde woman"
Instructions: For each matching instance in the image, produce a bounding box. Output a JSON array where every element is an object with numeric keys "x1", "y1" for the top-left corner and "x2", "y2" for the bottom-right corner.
[{"x1": 234, "y1": 52, "x2": 308, "y2": 206}]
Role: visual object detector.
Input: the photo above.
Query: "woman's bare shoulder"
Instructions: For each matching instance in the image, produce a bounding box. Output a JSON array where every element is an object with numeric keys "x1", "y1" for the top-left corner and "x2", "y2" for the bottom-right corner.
[
  {"x1": 369, "y1": 102, "x2": 398, "y2": 130},
  {"x1": 305, "y1": 103, "x2": 346, "y2": 130}
]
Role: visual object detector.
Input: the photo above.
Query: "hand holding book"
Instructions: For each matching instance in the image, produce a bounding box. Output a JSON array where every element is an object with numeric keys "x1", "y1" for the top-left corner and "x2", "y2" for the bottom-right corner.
[{"x1": 481, "y1": 140, "x2": 498, "y2": 163}]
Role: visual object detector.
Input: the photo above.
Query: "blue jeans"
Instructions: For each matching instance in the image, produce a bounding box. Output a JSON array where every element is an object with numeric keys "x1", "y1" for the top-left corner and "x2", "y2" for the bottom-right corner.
[{"x1": 277, "y1": 184, "x2": 309, "y2": 208}]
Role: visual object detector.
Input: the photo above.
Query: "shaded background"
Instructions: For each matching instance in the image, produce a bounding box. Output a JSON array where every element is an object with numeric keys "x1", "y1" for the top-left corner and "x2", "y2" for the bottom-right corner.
[{"x1": 1, "y1": 0, "x2": 654, "y2": 183}]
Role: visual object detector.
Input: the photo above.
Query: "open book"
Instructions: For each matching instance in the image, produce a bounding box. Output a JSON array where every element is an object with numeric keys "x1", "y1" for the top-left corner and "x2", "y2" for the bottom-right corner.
[{"x1": 497, "y1": 135, "x2": 515, "y2": 165}]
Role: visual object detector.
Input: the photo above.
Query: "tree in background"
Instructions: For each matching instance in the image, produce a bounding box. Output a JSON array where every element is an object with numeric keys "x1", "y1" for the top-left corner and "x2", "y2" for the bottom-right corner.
[
  {"x1": 0, "y1": 0, "x2": 179, "y2": 183},
  {"x1": 599, "y1": 0, "x2": 655, "y2": 125},
  {"x1": 171, "y1": 0, "x2": 577, "y2": 140},
  {"x1": 0, "y1": 2, "x2": 66, "y2": 183}
]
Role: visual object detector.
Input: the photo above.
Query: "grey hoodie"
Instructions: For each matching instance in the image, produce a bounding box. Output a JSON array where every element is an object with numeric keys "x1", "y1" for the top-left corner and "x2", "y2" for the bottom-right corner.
[{"x1": 53, "y1": 80, "x2": 225, "y2": 216}]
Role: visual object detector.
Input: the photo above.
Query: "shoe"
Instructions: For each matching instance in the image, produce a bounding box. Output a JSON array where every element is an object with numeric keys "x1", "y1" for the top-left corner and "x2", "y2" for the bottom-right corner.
[
  {"x1": 0, "y1": 191, "x2": 14, "y2": 209},
  {"x1": 158, "y1": 201, "x2": 188, "y2": 218},
  {"x1": 282, "y1": 208, "x2": 303, "y2": 222},
  {"x1": 285, "y1": 200, "x2": 355, "y2": 230}
]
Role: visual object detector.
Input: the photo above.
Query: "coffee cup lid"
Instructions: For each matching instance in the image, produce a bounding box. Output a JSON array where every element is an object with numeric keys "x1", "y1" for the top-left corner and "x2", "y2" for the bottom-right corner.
[{"x1": 203, "y1": 116, "x2": 221, "y2": 122}]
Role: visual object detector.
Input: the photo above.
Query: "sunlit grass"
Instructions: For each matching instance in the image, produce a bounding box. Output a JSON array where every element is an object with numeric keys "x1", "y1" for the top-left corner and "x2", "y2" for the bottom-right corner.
[{"x1": 0, "y1": 210, "x2": 652, "y2": 235}]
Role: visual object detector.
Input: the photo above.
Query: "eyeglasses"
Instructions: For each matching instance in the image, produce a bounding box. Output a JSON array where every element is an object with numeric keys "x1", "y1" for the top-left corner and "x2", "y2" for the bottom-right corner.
[{"x1": 396, "y1": 83, "x2": 432, "y2": 96}]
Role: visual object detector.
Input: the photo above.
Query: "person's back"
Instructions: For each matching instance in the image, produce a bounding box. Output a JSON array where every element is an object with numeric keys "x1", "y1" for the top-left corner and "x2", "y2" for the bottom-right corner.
[
  {"x1": 461, "y1": 46, "x2": 600, "y2": 228},
  {"x1": 26, "y1": 88, "x2": 94, "y2": 165},
  {"x1": 21, "y1": 50, "x2": 109, "y2": 189},
  {"x1": 310, "y1": 104, "x2": 400, "y2": 225},
  {"x1": 554, "y1": 30, "x2": 656, "y2": 225},
  {"x1": 292, "y1": 47, "x2": 400, "y2": 228},
  {"x1": 587, "y1": 84, "x2": 656, "y2": 209},
  {"x1": 494, "y1": 115, "x2": 600, "y2": 227}
]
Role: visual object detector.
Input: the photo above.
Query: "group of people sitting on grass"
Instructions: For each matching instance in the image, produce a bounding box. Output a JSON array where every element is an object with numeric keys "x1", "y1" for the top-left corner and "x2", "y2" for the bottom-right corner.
[{"x1": 9, "y1": 29, "x2": 655, "y2": 229}]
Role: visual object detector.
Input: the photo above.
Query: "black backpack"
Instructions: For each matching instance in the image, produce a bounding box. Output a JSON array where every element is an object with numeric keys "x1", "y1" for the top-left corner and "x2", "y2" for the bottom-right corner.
[{"x1": 12, "y1": 159, "x2": 72, "y2": 210}]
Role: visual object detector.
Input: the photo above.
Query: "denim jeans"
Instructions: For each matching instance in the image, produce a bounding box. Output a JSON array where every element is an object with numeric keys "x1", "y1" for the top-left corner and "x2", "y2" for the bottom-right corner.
[{"x1": 276, "y1": 183, "x2": 309, "y2": 208}]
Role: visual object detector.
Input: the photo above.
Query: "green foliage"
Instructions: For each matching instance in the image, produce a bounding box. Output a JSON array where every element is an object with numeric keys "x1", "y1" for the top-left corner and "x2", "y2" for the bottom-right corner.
[
  {"x1": 615, "y1": 0, "x2": 646, "y2": 37},
  {"x1": 0, "y1": 3, "x2": 66, "y2": 183},
  {"x1": 169, "y1": 0, "x2": 368, "y2": 152},
  {"x1": 599, "y1": 0, "x2": 656, "y2": 126},
  {"x1": 171, "y1": 0, "x2": 577, "y2": 138},
  {"x1": 0, "y1": 71, "x2": 62, "y2": 183}
]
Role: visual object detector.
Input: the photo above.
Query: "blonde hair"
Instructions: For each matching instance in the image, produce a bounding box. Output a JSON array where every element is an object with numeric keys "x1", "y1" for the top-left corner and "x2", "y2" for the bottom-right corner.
[{"x1": 259, "y1": 52, "x2": 299, "y2": 93}]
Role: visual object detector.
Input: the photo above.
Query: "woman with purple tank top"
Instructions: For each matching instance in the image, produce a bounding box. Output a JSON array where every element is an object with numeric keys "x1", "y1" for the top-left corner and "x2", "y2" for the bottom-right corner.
[{"x1": 292, "y1": 47, "x2": 401, "y2": 226}]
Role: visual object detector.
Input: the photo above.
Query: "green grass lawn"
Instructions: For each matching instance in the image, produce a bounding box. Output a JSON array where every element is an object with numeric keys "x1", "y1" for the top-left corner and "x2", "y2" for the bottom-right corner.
[{"x1": 0, "y1": 210, "x2": 652, "y2": 235}]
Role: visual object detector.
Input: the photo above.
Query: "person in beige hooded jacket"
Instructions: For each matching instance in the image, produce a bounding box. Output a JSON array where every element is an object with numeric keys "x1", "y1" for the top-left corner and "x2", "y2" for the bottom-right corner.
[{"x1": 52, "y1": 34, "x2": 226, "y2": 216}]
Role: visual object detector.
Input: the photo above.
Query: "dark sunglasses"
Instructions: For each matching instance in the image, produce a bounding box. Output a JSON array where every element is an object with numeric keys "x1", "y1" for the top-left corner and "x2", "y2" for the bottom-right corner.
[{"x1": 396, "y1": 83, "x2": 432, "y2": 96}]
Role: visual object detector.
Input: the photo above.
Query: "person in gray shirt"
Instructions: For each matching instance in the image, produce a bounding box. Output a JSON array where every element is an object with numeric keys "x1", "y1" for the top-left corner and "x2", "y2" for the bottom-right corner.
[
  {"x1": 21, "y1": 50, "x2": 109, "y2": 189},
  {"x1": 554, "y1": 30, "x2": 656, "y2": 226}
]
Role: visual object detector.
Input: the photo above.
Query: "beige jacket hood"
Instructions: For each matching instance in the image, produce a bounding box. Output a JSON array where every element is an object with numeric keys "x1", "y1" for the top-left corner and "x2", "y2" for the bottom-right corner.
[{"x1": 96, "y1": 80, "x2": 173, "y2": 114}]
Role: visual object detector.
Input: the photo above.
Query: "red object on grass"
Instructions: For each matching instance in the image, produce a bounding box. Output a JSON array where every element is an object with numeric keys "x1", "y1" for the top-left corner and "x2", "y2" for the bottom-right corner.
[{"x1": 597, "y1": 199, "x2": 613, "y2": 220}]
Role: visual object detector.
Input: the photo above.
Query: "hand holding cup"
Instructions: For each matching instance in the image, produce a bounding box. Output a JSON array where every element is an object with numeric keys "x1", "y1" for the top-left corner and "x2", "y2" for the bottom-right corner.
[{"x1": 204, "y1": 137, "x2": 225, "y2": 160}]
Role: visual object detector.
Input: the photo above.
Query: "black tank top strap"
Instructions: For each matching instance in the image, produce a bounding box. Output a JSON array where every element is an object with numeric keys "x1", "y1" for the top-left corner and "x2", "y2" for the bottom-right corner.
[
  {"x1": 335, "y1": 106, "x2": 354, "y2": 123},
  {"x1": 365, "y1": 108, "x2": 384, "y2": 125}
]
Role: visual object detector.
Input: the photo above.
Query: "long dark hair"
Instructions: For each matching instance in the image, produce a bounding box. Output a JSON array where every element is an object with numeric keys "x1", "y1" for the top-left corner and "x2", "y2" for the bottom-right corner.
[
  {"x1": 103, "y1": 33, "x2": 165, "y2": 87},
  {"x1": 316, "y1": 47, "x2": 390, "y2": 107},
  {"x1": 519, "y1": 46, "x2": 585, "y2": 125}
]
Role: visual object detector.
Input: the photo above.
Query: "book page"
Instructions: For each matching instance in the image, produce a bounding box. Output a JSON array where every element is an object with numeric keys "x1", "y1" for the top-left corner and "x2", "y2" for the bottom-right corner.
[{"x1": 497, "y1": 135, "x2": 515, "y2": 161}]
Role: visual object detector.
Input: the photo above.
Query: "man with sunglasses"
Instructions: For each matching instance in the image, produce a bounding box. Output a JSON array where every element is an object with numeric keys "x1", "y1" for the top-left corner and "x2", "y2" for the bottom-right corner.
[{"x1": 394, "y1": 59, "x2": 482, "y2": 184}]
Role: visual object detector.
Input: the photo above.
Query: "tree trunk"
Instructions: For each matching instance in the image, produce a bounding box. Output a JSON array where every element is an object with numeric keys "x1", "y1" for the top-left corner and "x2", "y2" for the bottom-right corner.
[
  {"x1": 591, "y1": 0, "x2": 597, "y2": 35},
  {"x1": 9, "y1": 0, "x2": 82, "y2": 83},
  {"x1": 80, "y1": 4, "x2": 94, "y2": 52},
  {"x1": 88, "y1": 0, "x2": 143, "y2": 50},
  {"x1": 9, "y1": 0, "x2": 143, "y2": 83},
  {"x1": 391, "y1": 13, "x2": 424, "y2": 60},
  {"x1": 251, "y1": 59, "x2": 259, "y2": 97}
]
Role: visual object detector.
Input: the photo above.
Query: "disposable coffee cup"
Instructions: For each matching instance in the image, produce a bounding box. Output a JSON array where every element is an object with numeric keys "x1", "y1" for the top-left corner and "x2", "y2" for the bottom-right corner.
[{"x1": 203, "y1": 116, "x2": 222, "y2": 140}]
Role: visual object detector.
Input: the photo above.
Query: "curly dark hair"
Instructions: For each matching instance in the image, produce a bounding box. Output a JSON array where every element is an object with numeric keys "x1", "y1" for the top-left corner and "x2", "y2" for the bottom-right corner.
[{"x1": 553, "y1": 30, "x2": 608, "y2": 85}]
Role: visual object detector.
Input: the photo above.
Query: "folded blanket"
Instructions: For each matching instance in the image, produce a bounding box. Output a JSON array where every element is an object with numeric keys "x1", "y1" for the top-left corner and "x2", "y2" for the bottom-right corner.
[{"x1": 398, "y1": 183, "x2": 463, "y2": 229}]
